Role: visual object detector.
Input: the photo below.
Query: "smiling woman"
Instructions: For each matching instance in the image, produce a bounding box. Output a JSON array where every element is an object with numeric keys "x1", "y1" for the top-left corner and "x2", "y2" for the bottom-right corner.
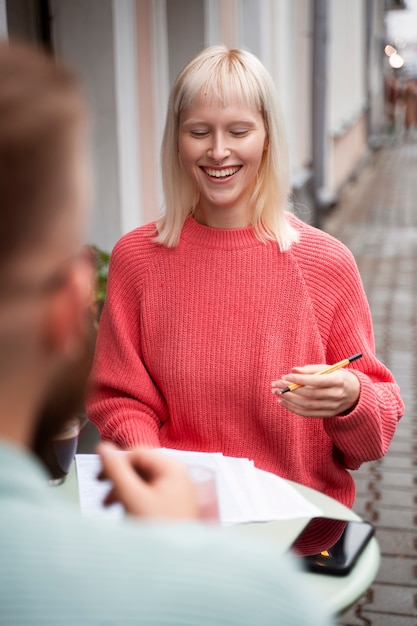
[
  {"x1": 158, "y1": 44, "x2": 297, "y2": 249},
  {"x1": 178, "y1": 101, "x2": 268, "y2": 228},
  {"x1": 87, "y1": 44, "x2": 404, "y2": 510}
]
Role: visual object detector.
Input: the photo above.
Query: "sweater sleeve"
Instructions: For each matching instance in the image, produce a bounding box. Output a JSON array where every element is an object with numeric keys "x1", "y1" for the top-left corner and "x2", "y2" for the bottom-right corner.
[
  {"x1": 290, "y1": 216, "x2": 404, "y2": 470},
  {"x1": 321, "y1": 249, "x2": 404, "y2": 469},
  {"x1": 86, "y1": 234, "x2": 166, "y2": 448}
]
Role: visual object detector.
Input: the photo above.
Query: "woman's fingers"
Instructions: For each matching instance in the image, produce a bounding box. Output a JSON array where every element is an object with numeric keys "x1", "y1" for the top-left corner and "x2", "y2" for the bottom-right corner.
[{"x1": 272, "y1": 368, "x2": 360, "y2": 418}]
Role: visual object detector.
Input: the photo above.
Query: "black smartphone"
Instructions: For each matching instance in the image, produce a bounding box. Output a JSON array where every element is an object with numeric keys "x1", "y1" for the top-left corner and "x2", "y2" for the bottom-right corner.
[{"x1": 288, "y1": 517, "x2": 375, "y2": 576}]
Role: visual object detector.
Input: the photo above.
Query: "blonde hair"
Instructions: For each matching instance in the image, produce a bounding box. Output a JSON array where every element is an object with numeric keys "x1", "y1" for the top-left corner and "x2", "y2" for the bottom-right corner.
[{"x1": 156, "y1": 44, "x2": 298, "y2": 249}]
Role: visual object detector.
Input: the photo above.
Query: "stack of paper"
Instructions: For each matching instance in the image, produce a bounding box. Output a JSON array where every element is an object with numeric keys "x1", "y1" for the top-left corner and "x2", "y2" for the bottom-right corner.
[{"x1": 75, "y1": 449, "x2": 321, "y2": 524}]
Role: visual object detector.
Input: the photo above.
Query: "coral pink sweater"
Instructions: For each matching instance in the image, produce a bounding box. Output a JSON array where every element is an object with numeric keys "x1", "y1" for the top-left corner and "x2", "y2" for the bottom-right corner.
[{"x1": 87, "y1": 215, "x2": 404, "y2": 507}]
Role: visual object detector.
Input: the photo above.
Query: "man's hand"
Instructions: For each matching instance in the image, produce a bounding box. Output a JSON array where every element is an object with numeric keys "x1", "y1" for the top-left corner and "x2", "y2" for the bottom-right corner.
[{"x1": 97, "y1": 442, "x2": 199, "y2": 520}]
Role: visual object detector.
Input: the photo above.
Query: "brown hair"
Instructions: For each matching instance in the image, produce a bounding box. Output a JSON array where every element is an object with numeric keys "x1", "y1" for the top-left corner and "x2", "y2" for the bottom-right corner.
[{"x1": 0, "y1": 40, "x2": 88, "y2": 272}]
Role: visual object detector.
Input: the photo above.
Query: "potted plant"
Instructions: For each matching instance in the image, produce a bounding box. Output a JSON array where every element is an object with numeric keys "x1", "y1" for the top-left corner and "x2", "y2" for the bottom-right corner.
[
  {"x1": 91, "y1": 245, "x2": 110, "y2": 324},
  {"x1": 75, "y1": 244, "x2": 110, "y2": 450}
]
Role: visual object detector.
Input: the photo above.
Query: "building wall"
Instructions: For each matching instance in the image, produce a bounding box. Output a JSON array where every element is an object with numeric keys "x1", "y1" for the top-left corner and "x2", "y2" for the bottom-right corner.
[
  {"x1": 5, "y1": 0, "x2": 42, "y2": 42},
  {"x1": 0, "y1": 0, "x2": 6, "y2": 37},
  {"x1": 328, "y1": 0, "x2": 367, "y2": 136},
  {"x1": 0, "y1": 0, "x2": 386, "y2": 250},
  {"x1": 293, "y1": 0, "x2": 313, "y2": 174},
  {"x1": 166, "y1": 0, "x2": 205, "y2": 85},
  {"x1": 369, "y1": 0, "x2": 386, "y2": 138},
  {"x1": 331, "y1": 115, "x2": 368, "y2": 191},
  {"x1": 327, "y1": 0, "x2": 368, "y2": 193},
  {"x1": 136, "y1": 0, "x2": 160, "y2": 224},
  {"x1": 51, "y1": 0, "x2": 123, "y2": 250}
]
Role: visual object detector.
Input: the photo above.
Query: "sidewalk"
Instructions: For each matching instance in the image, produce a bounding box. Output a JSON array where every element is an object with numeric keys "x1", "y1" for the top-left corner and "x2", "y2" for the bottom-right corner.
[{"x1": 323, "y1": 137, "x2": 417, "y2": 625}]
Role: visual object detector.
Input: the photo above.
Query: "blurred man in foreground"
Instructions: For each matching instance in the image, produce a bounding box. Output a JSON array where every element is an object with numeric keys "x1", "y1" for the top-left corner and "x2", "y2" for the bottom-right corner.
[{"x1": 0, "y1": 40, "x2": 332, "y2": 625}]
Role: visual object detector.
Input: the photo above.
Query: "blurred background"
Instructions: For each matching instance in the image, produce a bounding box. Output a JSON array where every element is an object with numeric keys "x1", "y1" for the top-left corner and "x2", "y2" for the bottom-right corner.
[{"x1": 1, "y1": 0, "x2": 415, "y2": 253}]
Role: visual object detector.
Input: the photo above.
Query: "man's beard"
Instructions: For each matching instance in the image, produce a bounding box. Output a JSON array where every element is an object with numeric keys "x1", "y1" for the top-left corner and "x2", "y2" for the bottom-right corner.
[{"x1": 32, "y1": 317, "x2": 96, "y2": 467}]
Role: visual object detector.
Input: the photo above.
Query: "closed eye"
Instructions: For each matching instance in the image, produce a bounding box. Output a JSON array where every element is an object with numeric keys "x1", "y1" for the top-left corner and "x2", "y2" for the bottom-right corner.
[
  {"x1": 230, "y1": 130, "x2": 250, "y2": 137},
  {"x1": 190, "y1": 130, "x2": 210, "y2": 138}
]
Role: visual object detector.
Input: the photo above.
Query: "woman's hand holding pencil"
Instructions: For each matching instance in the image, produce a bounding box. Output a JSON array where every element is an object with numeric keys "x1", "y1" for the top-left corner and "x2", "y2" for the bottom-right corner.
[{"x1": 271, "y1": 353, "x2": 362, "y2": 419}]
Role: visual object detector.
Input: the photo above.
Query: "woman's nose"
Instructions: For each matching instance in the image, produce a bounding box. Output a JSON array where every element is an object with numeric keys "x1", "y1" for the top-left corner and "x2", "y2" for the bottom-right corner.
[{"x1": 208, "y1": 132, "x2": 231, "y2": 162}]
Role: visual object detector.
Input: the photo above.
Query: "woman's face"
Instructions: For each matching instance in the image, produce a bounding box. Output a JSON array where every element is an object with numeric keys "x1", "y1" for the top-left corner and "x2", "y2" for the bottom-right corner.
[{"x1": 178, "y1": 97, "x2": 268, "y2": 228}]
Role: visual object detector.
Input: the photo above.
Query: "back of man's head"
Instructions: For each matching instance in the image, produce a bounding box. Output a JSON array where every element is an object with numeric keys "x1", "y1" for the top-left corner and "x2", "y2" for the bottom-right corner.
[
  {"x1": 0, "y1": 40, "x2": 92, "y2": 449},
  {"x1": 0, "y1": 39, "x2": 88, "y2": 271}
]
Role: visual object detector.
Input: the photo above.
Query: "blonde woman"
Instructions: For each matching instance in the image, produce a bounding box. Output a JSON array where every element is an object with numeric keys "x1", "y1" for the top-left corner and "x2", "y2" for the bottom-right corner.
[{"x1": 88, "y1": 45, "x2": 403, "y2": 508}]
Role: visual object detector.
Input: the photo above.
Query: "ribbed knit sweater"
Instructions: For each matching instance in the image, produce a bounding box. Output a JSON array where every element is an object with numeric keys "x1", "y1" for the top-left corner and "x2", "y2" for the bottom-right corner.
[{"x1": 87, "y1": 214, "x2": 404, "y2": 507}]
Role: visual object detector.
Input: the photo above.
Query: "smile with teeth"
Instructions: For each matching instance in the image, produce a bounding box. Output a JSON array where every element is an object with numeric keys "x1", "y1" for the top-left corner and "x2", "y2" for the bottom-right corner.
[{"x1": 202, "y1": 165, "x2": 242, "y2": 179}]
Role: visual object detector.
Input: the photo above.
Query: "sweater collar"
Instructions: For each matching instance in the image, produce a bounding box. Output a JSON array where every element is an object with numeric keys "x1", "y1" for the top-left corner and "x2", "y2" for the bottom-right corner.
[{"x1": 180, "y1": 216, "x2": 264, "y2": 250}]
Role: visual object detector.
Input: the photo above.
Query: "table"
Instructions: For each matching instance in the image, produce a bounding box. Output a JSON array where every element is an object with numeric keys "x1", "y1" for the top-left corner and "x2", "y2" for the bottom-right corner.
[
  {"x1": 59, "y1": 459, "x2": 380, "y2": 616},
  {"x1": 226, "y1": 481, "x2": 380, "y2": 615}
]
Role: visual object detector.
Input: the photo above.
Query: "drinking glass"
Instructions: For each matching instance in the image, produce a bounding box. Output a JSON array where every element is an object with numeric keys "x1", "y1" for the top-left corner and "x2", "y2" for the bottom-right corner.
[
  {"x1": 45, "y1": 417, "x2": 80, "y2": 486},
  {"x1": 188, "y1": 465, "x2": 220, "y2": 522}
]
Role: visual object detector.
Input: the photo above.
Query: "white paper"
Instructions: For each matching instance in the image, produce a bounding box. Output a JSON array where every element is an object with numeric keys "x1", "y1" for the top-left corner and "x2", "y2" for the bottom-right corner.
[
  {"x1": 75, "y1": 453, "x2": 124, "y2": 519},
  {"x1": 75, "y1": 450, "x2": 321, "y2": 524}
]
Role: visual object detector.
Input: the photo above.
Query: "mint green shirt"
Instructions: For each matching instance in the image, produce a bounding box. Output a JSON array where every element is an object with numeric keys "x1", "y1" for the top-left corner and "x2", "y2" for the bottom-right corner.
[{"x1": 0, "y1": 442, "x2": 333, "y2": 625}]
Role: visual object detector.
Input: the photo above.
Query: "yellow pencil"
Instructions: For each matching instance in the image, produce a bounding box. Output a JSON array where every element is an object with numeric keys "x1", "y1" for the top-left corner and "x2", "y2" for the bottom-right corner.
[{"x1": 278, "y1": 352, "x2": 362, "y2": 395}]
